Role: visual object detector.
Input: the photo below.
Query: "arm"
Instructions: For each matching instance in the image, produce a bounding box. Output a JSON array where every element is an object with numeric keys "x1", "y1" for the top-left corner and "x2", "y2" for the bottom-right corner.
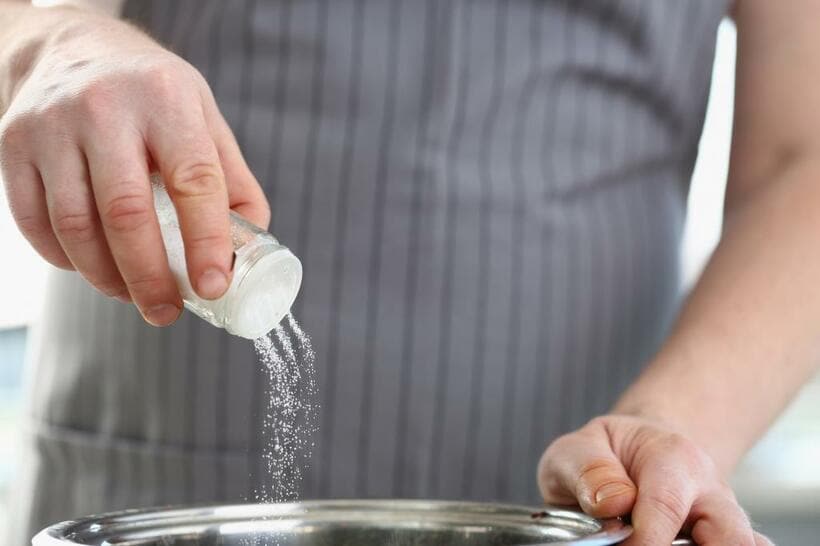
[
  {"x1": 538, "y1": 1, "x2": 820, "y2": 544},
  {"x1": 614, "y1": 0, "x2": 820, "y2": 475},
  {"x1": 0, "y1": 1, "x2": 269, "y2": 324}
]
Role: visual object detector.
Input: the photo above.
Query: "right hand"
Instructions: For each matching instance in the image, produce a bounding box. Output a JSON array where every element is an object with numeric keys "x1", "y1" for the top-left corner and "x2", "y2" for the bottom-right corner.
[
  {"x1": 0, "y1": 9, "x2": 269, "y2": 326},
  {"x1": 538, "y1": 415, "x2": 773, "y2": 546}
]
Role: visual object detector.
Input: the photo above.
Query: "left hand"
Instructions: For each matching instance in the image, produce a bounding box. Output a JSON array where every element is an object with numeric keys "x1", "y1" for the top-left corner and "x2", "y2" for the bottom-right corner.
[{"x1": 537, "y1": 415, "x2": 773, "y2": 545}]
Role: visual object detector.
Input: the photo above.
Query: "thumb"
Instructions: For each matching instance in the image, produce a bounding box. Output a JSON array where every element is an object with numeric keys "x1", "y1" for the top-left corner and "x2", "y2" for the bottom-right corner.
[{"x1": 538, "y1": 427, "x2": 637, "y2": 518}]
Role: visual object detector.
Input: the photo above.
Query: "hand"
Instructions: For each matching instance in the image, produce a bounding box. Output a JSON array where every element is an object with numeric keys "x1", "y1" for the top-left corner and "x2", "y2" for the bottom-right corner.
[
  {"x1": 537, "y1": 415, "x2": 773, "y2": 545},
  {"x1": 0, "y1": 9, "x2": 269, "y2": 326}
]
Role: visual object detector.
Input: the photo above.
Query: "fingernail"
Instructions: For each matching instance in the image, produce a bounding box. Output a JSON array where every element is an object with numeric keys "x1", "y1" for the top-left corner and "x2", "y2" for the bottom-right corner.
[
  {"x1": 595, "y1": 483, "x2": 633, "y2": 504},
  {"x1": 144, "y1": 303, "x2": 181, "y2": 326},
  {"x1": 196, "y1": 267, "x2": 229, "y2": 299}
]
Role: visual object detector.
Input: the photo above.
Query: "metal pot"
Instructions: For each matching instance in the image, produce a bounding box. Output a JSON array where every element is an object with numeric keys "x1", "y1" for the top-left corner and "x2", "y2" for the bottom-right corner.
[{"x1": 33, "y1": 500, "x2": 634, "y2": 545}]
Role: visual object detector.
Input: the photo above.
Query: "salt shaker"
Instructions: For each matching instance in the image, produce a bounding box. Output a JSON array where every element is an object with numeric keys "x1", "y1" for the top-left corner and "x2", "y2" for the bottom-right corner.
[{"x1": 152, "y1": 175, "x2": 302, "y2": 339}]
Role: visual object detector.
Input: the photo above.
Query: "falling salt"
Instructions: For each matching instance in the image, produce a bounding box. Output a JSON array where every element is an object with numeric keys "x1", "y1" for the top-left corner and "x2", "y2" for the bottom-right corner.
[{"x1": 251, "y1": 312, "x2": 318, "y2": 504}]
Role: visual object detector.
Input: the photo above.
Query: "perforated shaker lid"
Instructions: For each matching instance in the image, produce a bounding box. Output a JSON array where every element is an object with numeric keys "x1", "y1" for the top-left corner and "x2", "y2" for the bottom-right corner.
[{"x1": 225, "y1": 247, "x2": 302, "y2": 339}]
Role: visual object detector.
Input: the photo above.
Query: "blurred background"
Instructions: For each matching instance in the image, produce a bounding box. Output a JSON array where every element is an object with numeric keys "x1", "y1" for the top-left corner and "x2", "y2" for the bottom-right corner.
[{"x1": 1, "y1": 19, "x2": 818, "y2": 544}]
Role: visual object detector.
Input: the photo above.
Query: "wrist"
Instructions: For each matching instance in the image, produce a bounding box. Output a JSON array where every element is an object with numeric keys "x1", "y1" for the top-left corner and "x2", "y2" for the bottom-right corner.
[
  {"x1": 0, "y1": 7, "x2": 43, "y2": 111},
  {"x1": 610, "y1": 364, "x2": 744, "y2": 476},
  {"x1": 0, "y1": 6, "x2": 145, "y2": 113},
  {"x1": 611, "y1": 392, "x2": 689, "y2": 438},
  {"x1": 0, "y1": 6, "x2": 81, "y2": 112}
]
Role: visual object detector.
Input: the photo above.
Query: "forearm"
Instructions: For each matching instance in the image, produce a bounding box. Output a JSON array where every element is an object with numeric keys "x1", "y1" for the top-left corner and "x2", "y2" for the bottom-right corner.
[{"x1": 614, "y1": 156, "x2": 820, "y2": 475}]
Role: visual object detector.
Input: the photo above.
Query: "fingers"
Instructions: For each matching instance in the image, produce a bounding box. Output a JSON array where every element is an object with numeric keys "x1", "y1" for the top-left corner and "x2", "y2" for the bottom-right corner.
[
  {"x1": 2, "y1": 51, "x2": 256, "y2": 315},
  {"x1": 147, "y1": 102, "x2": 233, "y2": 300},
  {"x1": 2, "y1": 161, "x2": 73, "y2": 270},
  {"x1": 2, "y1": 42, "x2": 253, "y2": 315},
  {"x1": 689, "y1": 490, "x2": 757, "y2": 546},
  {"x1": 204, "y1": 102, "x2": 270, "y2": 229},
  {"x1": 538, "y1": 424, "x2": 637, "y2": 518},
  {"x1": 85, "y1": 131, "x2": 181, "y2": 325},
  {"x1": 539, "y1": 416, "x2": 766, "y2": 546},
  {"x1": 626, "y1": 454, "x2": 697, "y2": 546},
  {"x1": 38, "y1": 143, "x2": 128, "y2": 300}
]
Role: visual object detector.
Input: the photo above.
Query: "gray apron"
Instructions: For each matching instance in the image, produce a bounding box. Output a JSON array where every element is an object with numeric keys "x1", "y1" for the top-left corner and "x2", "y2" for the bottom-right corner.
[{"x1": 8, "y1": 1, "x2": 729, "y2": 543}]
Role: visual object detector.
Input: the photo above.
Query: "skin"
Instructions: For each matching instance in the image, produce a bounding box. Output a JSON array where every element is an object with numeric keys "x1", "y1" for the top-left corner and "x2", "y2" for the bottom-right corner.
[
  {"x1": 0, "y1": 1, "x2": 813, "y2": 544},
  {"x1": 539, "y1": 0, "x2": 820, "y2": 544},
  {"x1": 0, "y1": 1, "x2": 269, "y2": 326}
]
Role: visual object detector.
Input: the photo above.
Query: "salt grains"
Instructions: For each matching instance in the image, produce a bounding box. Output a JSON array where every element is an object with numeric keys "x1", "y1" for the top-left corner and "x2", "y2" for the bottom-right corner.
[{"x1": 252, "y1": 313, "x2": 318, "y2": 503}]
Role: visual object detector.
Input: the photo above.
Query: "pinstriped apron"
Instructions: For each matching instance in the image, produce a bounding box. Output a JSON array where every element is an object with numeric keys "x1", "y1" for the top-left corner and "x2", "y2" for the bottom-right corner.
[{"x1": 9, "y1": 1, "x2": 729, "y2": 543}]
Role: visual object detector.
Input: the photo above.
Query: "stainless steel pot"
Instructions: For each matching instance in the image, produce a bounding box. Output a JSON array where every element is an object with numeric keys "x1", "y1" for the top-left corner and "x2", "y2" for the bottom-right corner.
[{"x1": 32, "y1": 500, "x2": 634, "y2": 545}]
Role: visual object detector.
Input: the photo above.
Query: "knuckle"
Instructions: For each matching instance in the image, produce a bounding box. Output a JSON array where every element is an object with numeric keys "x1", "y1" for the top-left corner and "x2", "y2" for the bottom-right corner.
[
  {"x1": 541, "y1": 432, "x2": 573, "y2": 459},
  {"x1": 647, "y1": 488, "x2": 689, "y2": 527},
  {"x1": 587, "y1": 415, "x2": 610, "y2": 428},
  {"x1": 144, "y1": 61, "x2": 186, "y2": 101},
  {"x1": 662, "y1": 433, "x2": 714, "y2": 470},
  {"x1": 185, "y1": 230, "x2": 228, "y2": 251},
  {"x1": 0, "y1": 118, "x2": 31, "y2": 162},
  {"x1": 126, "y1": 270, "x2": 170, "y2": 299},
  {"x1": 93, "y1": 279, "x2": 127, "y2": 298},
  {"x1": 14, "y1": 210, "x2": 53, "y2": 242},
  {"x1": 77, "y1": 82, "x2": 117, "y2": 128},
  {"x1": 100, "y1": 191, "x2": 153, "y2": 234},
  {"x1": 167, "y1": 161, "x2": 223, "y2": 199},
  {"x1": 716, "y1": 482, "x2": 738, "y2": 499},
  {"x1": 52, "y1": 210, "x2": 97, "y2": 245},
  {"x1": 186, "y1": 64, "x2": 209, "y2": 89}
]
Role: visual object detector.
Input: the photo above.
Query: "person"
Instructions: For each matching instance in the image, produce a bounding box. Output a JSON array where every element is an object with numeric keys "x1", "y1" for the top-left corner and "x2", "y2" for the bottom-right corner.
[{"x1": 2, "y1": 0, "x2": 813, "y2": 543}]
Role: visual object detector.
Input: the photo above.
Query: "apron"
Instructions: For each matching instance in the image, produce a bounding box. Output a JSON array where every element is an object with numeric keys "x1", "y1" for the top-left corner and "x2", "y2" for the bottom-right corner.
[{"x1": 9, "y1": 1, "x2": 729, "y2": 543}]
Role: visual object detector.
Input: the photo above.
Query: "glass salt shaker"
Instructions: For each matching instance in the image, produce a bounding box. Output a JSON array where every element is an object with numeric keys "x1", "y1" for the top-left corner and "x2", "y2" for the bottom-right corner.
[{"x1": 152, "y1": 175, "x2": 302, "y2": 339}]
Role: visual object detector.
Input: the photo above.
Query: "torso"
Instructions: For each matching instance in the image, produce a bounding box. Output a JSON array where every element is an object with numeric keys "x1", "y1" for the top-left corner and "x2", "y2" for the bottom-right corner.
[{"x1": 14, "y1": 1, "x2": 728, "y2": 540}]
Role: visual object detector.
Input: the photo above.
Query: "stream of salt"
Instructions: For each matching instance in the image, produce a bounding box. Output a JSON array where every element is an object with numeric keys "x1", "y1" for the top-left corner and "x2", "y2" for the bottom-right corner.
[{"x1": 252, "y1": 312, "x2": 318, "y2": 503}]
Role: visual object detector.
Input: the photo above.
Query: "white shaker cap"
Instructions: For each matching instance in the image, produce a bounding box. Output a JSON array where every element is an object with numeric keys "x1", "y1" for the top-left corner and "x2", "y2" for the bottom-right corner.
[{"x1": 225, "y1": 248, "x2": 302, "y2": 339}]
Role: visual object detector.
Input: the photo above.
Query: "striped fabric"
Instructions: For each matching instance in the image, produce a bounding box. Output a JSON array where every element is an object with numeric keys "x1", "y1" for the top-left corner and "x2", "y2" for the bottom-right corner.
[{"x1": 9, "y1": 1, "x2": 728, "y2": 543}]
